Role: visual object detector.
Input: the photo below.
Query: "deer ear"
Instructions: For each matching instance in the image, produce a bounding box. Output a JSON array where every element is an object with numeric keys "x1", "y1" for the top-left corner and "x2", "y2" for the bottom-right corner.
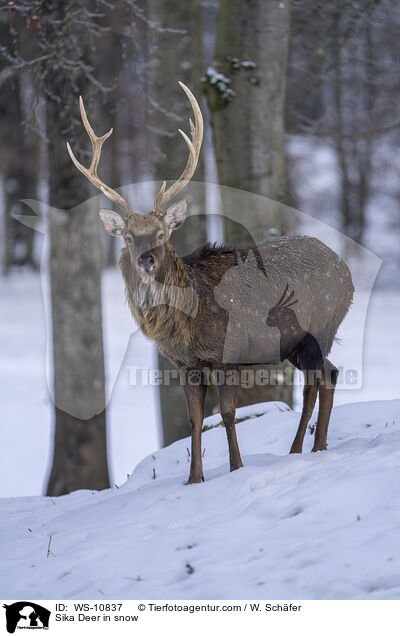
[
  {"x1": 99, "y1": 210, "x2": 125, "y2": 237},
  {"x1": 165, "y1": 199, "x2": 187, "y2": 231}
]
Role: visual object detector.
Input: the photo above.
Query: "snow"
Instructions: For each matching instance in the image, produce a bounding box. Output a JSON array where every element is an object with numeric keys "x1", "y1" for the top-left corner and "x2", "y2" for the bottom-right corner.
[
  {"x1": 1, "y1": 398, "x2": 400, "y2": 600},
  {"x1": 202, "y1": 66, "x2": 236, "y2": 102}
]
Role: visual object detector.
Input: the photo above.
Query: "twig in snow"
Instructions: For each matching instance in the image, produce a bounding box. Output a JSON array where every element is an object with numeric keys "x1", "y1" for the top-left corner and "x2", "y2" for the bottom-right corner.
[
  {"x1": 47, "y1": 535, "x2": 55, "y2": 558},
  {"x1": 186, "y1": 563, "x2": 195, "y2": 575}
]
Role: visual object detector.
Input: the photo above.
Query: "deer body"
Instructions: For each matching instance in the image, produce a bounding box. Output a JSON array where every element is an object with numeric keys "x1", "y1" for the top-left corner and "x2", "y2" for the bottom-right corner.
[
  {"x1": 120, "y1": 234, "x2": 352, "y2": 368},
  {"x1": 68, "y1": 83, "x2": 354, "y2": 484}
]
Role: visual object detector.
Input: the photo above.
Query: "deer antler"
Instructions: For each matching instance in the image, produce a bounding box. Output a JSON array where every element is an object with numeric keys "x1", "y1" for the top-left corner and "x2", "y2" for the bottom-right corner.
[
  {"x1": 67, "y1": 97, "x2": 131, "y2": 219},
  {"x1": 153, "y1": 82, "x2": 204, "y2": 216}
]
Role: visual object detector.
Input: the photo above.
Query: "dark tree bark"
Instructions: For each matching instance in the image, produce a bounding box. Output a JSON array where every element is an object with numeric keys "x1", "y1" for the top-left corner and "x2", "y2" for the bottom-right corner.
[
  {"x1": 208, "y1": 0, "x2": 290, "y2": 211},
  {"x1": 30, "y1": 2, "x2": 111, "y2": 496},
  {"x1": 0, "y1": 72, "x2": 39, "y2": 273},
  {"x1": 331, "y1": 4, "x2": 373, "y2": 245},
  {"x1": 205, "y1": 0, "x2": 294, "y2": 408},
  {"x1": 46, "y1": 84, "x2": 110, "y2": 494}
]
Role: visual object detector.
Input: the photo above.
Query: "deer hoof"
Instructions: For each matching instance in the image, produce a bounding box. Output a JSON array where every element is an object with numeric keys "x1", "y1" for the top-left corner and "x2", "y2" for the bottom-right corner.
[
  {"x1": 311, "y1": 443, "x2": 327, "y2": 452},
  {"x1": 186, "y1": 474, "x2": 204, "y2": 485}
]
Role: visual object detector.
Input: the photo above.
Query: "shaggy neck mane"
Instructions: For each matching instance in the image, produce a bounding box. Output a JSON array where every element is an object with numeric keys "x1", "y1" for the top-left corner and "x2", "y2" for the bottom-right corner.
[{"x1": 119, "y1": 243, "x2": 199, "y2": 351}]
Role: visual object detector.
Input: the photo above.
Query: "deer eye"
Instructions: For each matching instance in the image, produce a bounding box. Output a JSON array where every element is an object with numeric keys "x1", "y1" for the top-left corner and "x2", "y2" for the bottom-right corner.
[
  {"x1": 157, "y1": 233, "x2": 165, "y2": 242},
  {"x1": 125, "y1": 236, "x2": 132, "y2": 244}
]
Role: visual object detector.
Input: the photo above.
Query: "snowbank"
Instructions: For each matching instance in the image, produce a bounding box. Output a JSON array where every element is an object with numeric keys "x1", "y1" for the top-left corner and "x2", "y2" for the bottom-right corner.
[{"x1": 1, "y1": 399, "x2": 400, "y2": 600}]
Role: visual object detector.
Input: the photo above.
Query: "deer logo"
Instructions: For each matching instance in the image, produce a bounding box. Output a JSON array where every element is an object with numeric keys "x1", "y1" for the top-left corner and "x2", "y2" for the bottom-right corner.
[
  {"x1": 3, "y1": 602, "x2": 50, "y2": 633},
  {"x1": 266, "y1": 283, "x2": 324, "y2": 371}
]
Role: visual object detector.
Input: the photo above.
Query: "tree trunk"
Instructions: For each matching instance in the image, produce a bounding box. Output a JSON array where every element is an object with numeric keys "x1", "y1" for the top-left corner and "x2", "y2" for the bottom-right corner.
[
  {"x1": 206, "y1": 0, "x2": 293, "y2": 408},
  {"x1": 332, "y1": 4, "x2": 373, "y2": 246},
  {"x1": 209, "y1": 0, "x2": 290, "y2": 207},
  {"x1": 45, "y1": 88, "x2": 109, "y2": 496},
  {"x1": 146, "y1": 0, "x2": 209, "y2": 446},
  {"x1": 0, "y1": 73, "x2": 39, "y2": 272}
]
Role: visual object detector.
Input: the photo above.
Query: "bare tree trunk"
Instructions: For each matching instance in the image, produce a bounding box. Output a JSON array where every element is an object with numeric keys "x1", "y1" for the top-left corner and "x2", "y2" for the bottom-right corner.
[
  {"x1": 209, "y1": 0, "x2": 290, "y2": 208},
  {"x1": 45, "y1": 84, "x2": 109, "y2": 496},
  {"x1": 206, "y1": 0, "x2": 294, "y2": 408},
  {"x1": 0, "y1": 25, "x2": 16, "y2": 276},
  {"x1": 332, "y1": 5, "x2": 373, "y2": 245},
  {"x1": 146, "y1": 0, "x2": 209, "y2": 446},
  {"x1": 0, "y1": 73, "x2": 39, "y2": 272}
]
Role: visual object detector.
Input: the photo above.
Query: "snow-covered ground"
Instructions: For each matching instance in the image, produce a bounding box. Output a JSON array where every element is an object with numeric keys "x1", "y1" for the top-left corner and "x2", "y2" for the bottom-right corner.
[
  {"x1": 0, "y1": 270, "x2": 399, "y2": 497},
  {"x1": 1, "y1": 398, "x2": 400, "y2": 600}
]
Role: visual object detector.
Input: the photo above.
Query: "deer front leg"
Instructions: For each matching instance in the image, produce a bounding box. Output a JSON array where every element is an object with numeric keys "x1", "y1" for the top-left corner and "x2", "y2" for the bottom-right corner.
[
  {"x1": 217, "y1": 382, "x2": 243, "y2": 472},
  {"x1": 183, "y1": 380, "x2": 207, "y2": 484}
]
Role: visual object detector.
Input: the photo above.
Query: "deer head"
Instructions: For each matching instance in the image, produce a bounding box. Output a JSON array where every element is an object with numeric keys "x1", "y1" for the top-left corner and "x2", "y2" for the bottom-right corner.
[{"x1": 67, "y1": 82, "x2": 203, "y2": 275}]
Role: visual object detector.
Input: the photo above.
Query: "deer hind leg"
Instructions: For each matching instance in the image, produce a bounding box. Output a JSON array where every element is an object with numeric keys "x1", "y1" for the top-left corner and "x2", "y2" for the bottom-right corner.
[
  {"x1": 217, "y1": 382, "x2": 244, "y2": 472},
  {"x1": 312, "y1": 359, "x2": 339, "y2": 452},
  {"x1": 290, "y1": 371, "x2": 319, "y2": 454},
  {"x1": 183, "y1": 379, "x2": 207, "y2": 484}
]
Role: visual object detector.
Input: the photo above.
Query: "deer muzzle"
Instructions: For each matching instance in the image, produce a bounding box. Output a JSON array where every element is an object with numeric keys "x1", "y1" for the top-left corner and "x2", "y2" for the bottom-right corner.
[{"x1": 138, "y1": 252, "x2": 156, "y2": 272}]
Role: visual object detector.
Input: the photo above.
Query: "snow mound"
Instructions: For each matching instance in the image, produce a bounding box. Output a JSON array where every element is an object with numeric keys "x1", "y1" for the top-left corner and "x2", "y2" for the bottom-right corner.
[{"x1": 1, "y1": 399, "x2": 400, "y2": 600}]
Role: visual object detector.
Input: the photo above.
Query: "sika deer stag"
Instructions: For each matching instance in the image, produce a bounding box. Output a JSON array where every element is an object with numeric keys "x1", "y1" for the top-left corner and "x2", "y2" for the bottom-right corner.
[{"x1": 68, "y1": 82, "x2": 354, "y2": 483}]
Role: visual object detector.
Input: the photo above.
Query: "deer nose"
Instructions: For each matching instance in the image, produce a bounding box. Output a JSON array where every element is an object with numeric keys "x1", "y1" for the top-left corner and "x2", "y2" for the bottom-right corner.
[{"x1": 138, "y1": 252, "x2": 155, "y2": 271}]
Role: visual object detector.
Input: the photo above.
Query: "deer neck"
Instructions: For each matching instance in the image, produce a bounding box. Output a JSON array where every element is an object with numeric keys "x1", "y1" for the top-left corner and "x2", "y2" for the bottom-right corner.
[{"x1": 119, "y1": 243, "x2": 199, "y2": 335}]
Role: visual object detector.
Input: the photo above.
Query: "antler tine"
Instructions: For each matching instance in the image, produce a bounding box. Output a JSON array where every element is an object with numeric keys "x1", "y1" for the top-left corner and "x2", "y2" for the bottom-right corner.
[
  {"x1": 78, "y1": 96, "x2": 112, "y2": 172},
  {"x1": 153, "y1": 81, "x2": 204, "y2": 215},
  {"x1": 67, "y1": 96, "x2": 131, "y2": 219},
  {"x1": 154, "y1": 180, "x2": 167, "y2": 212},
  {"x1": 178, "y1": 127, "x2": 196, "y2": 160}
]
